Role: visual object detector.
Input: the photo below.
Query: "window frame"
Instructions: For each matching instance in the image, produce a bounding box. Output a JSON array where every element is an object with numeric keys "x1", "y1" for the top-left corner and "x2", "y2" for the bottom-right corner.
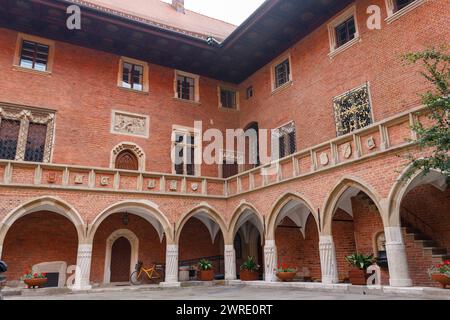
[
  {"x1": 13, "y1": 33, "x2": 55, "y2": 74},
  {"x1": 171, "y1": 125, "x2": 202, "y2": 176},
  {"x1": 174, "y1": 70, "x2": 200, "y2": 103},
  {"x1": 272, "y1": 121, "x2": 297, "y2": 160},
  {"x1": 327, "y1": 5, "x2": 360, "y2": 59},
  {"x1": 218, "y1": 86, "x2": 239, "y2": 111},
  {"x1": 117, "y1": 57, "x2": 149, "y2": 93},
  {"x1": 385, "y1": 0, "x2": 425, "y2": 24},
  {"x1": 0, "y1": 103, "x2": 55, "y2": 163},
  {"x1": 270, "y1": 53, "x2": 293, "y2": 93}
]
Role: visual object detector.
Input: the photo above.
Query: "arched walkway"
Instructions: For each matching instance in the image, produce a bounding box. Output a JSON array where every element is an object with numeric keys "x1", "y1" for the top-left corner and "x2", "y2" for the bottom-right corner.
[{"x1": 0, "y1": 196, "x2": 84, "y2": 287}]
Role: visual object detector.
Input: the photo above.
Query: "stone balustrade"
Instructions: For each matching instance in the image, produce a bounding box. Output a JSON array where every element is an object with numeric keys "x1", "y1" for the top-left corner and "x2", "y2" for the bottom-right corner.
[{"x1": 0, "y1": 105, "x2": 425, "y2": 198}]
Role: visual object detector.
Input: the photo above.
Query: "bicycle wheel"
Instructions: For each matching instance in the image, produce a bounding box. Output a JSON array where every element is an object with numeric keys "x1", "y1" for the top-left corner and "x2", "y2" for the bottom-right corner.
[{"x1": 130, "y1": 271, "x2": 142, "y2": 285}]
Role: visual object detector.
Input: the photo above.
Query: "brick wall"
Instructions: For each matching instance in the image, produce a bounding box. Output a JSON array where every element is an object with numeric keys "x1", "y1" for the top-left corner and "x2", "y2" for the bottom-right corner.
[
  {"x1": 275, "y1": 215, "x2": 321, "y2": 280},
  {"x1": 2, "y1": 211, "x2": 78, "y2": 283}
]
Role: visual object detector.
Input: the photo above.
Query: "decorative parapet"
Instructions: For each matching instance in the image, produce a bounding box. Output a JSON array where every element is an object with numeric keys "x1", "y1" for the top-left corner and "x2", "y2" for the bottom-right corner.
[{"x1": 0, "y1": 106, "x2": 425, "y2": 198}]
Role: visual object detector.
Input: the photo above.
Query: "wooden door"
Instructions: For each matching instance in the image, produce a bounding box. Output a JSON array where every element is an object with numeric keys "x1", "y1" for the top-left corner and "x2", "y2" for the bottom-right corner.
[
  {"x1": 115, "y1": 150, "x2": 139, "y2": 170},
  {"x1": 110, "y1": 237, "x2": 132, "y2": 282}
]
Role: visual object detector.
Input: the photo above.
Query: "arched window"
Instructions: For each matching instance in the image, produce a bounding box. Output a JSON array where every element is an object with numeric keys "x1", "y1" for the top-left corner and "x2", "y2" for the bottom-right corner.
[{"x1": 115, "y1": 150, "x2": 138, "y2": 170}]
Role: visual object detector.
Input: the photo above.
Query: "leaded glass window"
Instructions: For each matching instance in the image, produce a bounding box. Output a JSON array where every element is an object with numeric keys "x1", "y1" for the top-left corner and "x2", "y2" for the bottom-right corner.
[
  {"x1": 0, "y1": 119, "x2": 21, "y2": 160},
  {"x1": 333, "y1": 84, "x2": 373, "y2": 136},
  {"x1": 24, "y1": 123, "x2": 47, "y2": 162}
]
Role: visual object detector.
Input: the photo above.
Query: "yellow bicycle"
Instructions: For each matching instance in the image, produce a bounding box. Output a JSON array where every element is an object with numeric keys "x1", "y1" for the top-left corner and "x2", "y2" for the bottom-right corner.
[{"x1": 130, "y1": 261, "x2": 164, "y2": 285}]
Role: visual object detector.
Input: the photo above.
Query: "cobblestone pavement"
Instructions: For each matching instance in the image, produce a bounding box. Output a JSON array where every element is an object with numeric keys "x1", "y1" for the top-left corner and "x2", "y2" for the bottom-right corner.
[{"x1": 4, "y1": 285, "x2": 425, "y2": 300}]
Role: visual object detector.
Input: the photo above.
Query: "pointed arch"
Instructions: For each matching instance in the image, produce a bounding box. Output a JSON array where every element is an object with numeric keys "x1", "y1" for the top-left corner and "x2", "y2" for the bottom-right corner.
[
  {"x1": 321, "y1": 175, "x2": 385, "y2": 235},
  {"x1": 110, "y1": 142, "x2": 146, "y2": 171},
  {"x1": 175, "y1": 203, "x2": 228, "y2": 244},
  {"x1": 0, "y1": 196, "x2": 86, "y2": 246},
  {"x1": 387, "y1": 166, "x2": 447, "y2": 227},
  {"x1": 88, "y1": 200, "x2": 173, "y2": 244},
  {"x1": 266, "y1": 192, "x2": 318, "y2": 240},
  {"x1": 228, "y1": 202, "x2": 264, "y2": 244}
]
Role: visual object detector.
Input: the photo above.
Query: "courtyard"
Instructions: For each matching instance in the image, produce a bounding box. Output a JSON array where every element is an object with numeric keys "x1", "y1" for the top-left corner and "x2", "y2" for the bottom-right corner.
[{"x1": 3, "y1": 283, "x2": 449, "y2": 300}]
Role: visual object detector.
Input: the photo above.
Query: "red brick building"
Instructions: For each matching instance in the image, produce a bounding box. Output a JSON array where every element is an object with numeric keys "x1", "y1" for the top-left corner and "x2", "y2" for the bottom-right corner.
[{"x1": 0, "y1": 0, "x2": 448, "y2": 290}]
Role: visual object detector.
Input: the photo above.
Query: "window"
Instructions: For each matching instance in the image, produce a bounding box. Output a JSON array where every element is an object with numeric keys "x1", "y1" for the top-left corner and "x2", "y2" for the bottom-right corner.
[
  {"x1": 327, "y1": 6, "x2": 359, "y2": 58},
  {"x1": 0, "y1": 104, "x2": 55, "y2": 163},
  {"x1": 219, "y1": 87, "x2": 238, "y2": 110},
  {"x1": 172, "y1": 127, "x2": 200, "y2": 176},
  {"x1": 394, "y1": 0, "x2": 416, "y2": 11},
  {"x1": 122, "y1": 62, "x2": 143, "y2": 91},
  {"x1": 273, "y1": 122, "x2": 296, "y2": 159},
  {"x1": 13, "y1": 34, "x2": 54, "y2": 73},
  {"x1": 175, "y1": 71, "x2": 199, "y2": 102},
  {"x1": 24, "y1": 123, "x2": 47, "y2": 162},
  {"x1": 0, "y1": 119, "x2": 21, "y2": 160},
  {"x1": 274, "y1": 59, "x2": 291, "y2": 89},
  {"x1": 385, "y1": 0, "x2": 425, "y2": 23},
  {"x1": 333, "y1": 84, "x2": 373, "y2": 136},
  {"x1": 19, "y1": 41, "x2": 49, "y2": 71},
  {"x1": 118, "y1": 57, "x2": 149, "y2": 92},
  {"x1": 335, "y1": 17, "x2": 356, "y2": 48},
  {"x1": 270, "y1": 54, "x2": 292, "y2": 92},
  {"x1": 246, "y1": 86, "x2": 254, "y2": 99},
  {"x1": 221, "y1": 150, "x2": 242, "y2": 178}
]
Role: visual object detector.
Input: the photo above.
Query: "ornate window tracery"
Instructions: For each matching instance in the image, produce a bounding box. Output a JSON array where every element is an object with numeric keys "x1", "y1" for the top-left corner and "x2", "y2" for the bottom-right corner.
[
  {"x1": 333, "y1": 84, "x2": 373, "y2": 136},
  {"x1": 0, "y1": 104, "x2": 55, "y2": 162}
]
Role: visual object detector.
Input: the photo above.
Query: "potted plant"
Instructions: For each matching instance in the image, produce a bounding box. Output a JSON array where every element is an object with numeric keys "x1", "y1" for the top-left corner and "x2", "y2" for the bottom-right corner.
[
  {"x1": 345, "y1": 253, "x2": 375, "y2": 285},
  {"x1": 21, "y1": 269, "x2": 47, "y2": 289},
  {"x1": 275, "y1": 263, "x2": 297, "y2": 282},
  {"x1": 240, "y1": 257, "x2": 260, "y2": 281},
  {"x1": 428, "y1": 260, "x2": 450, "y2": 289},
  {"x1": 197, "y1": 259, "x2": 214, "y2": 281}
]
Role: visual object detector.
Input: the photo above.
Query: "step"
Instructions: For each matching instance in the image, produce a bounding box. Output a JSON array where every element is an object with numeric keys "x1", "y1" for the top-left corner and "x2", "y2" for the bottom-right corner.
[
  {"x1": 413, "y1": 233, "x2": 432, "y2": 241},
  {"x1": 416, "y1": 240, "x2": 439, "y2": 248}
]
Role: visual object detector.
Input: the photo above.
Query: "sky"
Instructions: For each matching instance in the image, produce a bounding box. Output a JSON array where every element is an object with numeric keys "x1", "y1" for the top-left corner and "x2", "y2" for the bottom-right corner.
[{"x1": 161, "y1": 0, "x2": 266, "y2": 25}]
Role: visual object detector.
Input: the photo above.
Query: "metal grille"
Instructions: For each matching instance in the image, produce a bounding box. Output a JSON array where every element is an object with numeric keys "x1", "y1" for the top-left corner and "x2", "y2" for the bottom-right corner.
[
  {"x1": 274, "y1": 59, "x2": 290, "y2": 88},
  {"x1": 0, "y1": 119, "x2": 21, "y2": 160},
  {"x1": 24, "y1": 123, "x2": 47, "y2": 162},
  {"x1": 333, "y1": 84, "x2": 372, "y2": 136},
  {"x1": 276, "y1": 122, "x2": 296, "y2": 158}
]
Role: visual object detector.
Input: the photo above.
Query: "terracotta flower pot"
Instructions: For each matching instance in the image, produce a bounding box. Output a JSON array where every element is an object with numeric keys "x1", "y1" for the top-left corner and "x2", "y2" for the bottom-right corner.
[
  {"x1": 431, "y1": 274, "x2": 450, "y2": 289},
  {"x1": 24, "y1": 278, "x2": 47, "y2": 289},
  {"x1": 276, "y1": 272, "x2": 296, "y2": 282},
  {"x1": 197, "y1": 269, "x2": 214, "y2": 281},
  {"x1": 348, "y1": 268, "x2": 367, "y2": 285},
  {"x1": 240, "y1": 269, "x2": 259, "y2": 281}
]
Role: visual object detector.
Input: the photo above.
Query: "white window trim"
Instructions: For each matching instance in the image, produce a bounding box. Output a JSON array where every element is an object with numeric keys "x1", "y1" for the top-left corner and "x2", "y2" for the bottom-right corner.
[
  {"x1": 174, "y1": 70, "x2": 200, "y2": 103},
  {"x1": 385, "y1": 0, "x2": 426, "y2": 24},
  {"x1": 171, "y1": 124, "x2": 202, "y2": 176},
  {"x1": 218, "y1": 86, "x2": 240, "y2": 111},
  {"x1": 270, "y1": 53, "x2": 293, "y2": 93},
  {"x1": 327, "y1": 5, "x2": 361, "y2": 59},
  {"x1": 219, "y1": 149, "x2": 245, "y2": 178},
  {"x1": 117, "y1": 56, "x2": 149, "y2": 93},
  {"x1": 13, "y1": 33, "x2": 55, "y2": 74}
]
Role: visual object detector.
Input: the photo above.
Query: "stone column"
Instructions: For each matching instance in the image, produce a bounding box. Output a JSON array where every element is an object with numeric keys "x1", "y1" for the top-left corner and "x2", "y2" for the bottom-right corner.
[
  {"x1": 384, "y1": 226, "x2": 412, "y2": 287},
  {"x1": 0, "y1": 243, "x2": 3, "y2": 260},
  {"x1": 224, "y1": 245, "x2": 237, "y2": 280},
  {"x1": 319, "y1": 235, "x2": 339, "y2": 284},
  {"x1": 264, "y1": 240, "x2": 277, "y2": 282},
  {"x1": 161, "y1": 244, "x2": 180, "y2": 287},
  {"x1": 72, "y1": 243, "x2": 93, "y2": 291}
]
